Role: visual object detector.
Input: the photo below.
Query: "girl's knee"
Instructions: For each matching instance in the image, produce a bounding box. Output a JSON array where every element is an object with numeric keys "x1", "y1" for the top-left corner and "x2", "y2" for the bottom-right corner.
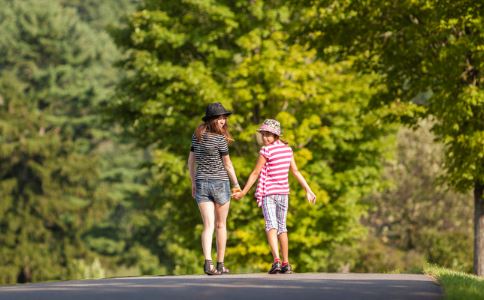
[{"x1": 277, "y1": 228, "x2": 287, "y2": 235}]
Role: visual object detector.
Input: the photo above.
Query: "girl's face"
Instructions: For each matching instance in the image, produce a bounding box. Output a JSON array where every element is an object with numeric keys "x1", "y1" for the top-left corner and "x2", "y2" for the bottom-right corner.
[
  {"x1": 216, "y1": 115, "x2": 227, "y2": 129},
  {"x1": 260, "y1": 131, "x2": 276, "y2": 145}
]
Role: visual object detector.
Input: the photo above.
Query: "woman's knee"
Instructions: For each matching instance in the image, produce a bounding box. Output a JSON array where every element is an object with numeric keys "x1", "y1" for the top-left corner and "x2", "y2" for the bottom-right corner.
[
  {"x1": 215, "y1": 221, "x2": 226, "y2": 230},
  {"x1": 202, "y1": 220, "x2": 215, "y2": 231}
]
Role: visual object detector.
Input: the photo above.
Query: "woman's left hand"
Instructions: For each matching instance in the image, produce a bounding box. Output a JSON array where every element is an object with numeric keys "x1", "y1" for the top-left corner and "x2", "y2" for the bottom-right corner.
[{"x1": 232, "y1": 191, "x2": 244, "y2": 200}]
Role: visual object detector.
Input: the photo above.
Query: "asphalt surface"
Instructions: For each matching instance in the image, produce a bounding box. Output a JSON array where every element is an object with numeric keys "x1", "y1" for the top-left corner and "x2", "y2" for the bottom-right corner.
[{"x1": 0, "y1": 273, "x2": 442, "y2": 300}]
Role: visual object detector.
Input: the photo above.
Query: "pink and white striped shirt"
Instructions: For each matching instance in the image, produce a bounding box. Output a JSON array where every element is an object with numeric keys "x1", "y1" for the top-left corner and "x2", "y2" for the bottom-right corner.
[{"x1": 255, "y1": 140, "x2": 293, "y2": 207}]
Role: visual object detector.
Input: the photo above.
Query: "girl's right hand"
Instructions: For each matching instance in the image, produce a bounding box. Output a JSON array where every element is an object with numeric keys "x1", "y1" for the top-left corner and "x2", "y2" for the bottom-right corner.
[{"x1": 306, "y1": 190, "x2": 316, "y2": 205}]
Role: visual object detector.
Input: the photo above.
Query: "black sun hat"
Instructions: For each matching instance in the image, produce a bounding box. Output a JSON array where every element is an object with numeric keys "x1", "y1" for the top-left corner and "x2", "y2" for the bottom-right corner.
[{"x1": 202, "y1": 102, "x2": 232, "y2": 121}]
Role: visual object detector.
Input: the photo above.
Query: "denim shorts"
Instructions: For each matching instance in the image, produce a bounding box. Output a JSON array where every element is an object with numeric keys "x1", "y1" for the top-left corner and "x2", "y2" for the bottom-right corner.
[{"x1": 195, "y1": 180, "x2": 231, "y2": 205}]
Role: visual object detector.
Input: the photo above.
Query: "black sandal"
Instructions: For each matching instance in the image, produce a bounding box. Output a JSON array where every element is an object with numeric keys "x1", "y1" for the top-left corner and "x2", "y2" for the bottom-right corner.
[
  {"x1": 216, "y1": 262, "x2": 230, "y2": 274},
  {"x1": 204, "y1": 260, "x2": 221, "y2": 275}
]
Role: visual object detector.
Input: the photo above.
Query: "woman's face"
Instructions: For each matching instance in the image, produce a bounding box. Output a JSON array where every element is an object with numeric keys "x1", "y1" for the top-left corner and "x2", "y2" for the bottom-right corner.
[
  {"x1": 216, "y1": 115, "x2": 227, "y2": 129},
  {"x1": 260, "y1": 131, "x2": 276, "y2": 145}
]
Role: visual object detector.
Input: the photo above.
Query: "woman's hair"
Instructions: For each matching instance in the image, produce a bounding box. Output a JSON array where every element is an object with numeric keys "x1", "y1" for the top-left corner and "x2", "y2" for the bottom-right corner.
[{"x1": 195, "y1": 117, "x2": 234, "y2": 144}]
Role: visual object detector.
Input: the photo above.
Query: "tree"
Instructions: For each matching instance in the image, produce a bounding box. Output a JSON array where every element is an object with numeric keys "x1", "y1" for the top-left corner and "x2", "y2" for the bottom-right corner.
[
  {"x1": 294, "y1": 0, "x2": 484, "y2": 274},
  {"x1": 361, "y1": 121, "x2": 473, "y2": 273},
  {"x1": 59, "y1": 0, "x2": 168, "y2": 277},
  {"x1": 0, "y1": 0, "x2": 141, "y2": 283},
  {"x1": 111, "y1": 0, "x2": 394, "y2": 273},
  {"x1": 59, "y1": 0, "x2": 139, "y2": 31}
]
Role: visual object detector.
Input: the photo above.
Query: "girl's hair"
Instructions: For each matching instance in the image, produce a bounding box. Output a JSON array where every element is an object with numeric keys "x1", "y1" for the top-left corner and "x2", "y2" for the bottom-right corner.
[
  {"x1": 195, "y1": 117, "x2": 234, "y2": 144},
  {"x1": 272, "y1": 134, "x2": 288, "y2": 145}
]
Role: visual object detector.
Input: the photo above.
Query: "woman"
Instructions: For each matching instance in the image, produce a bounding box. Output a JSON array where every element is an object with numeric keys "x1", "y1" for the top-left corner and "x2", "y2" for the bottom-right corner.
[{"x1": 188, "y1": 102, "x2": 240, "y2": 275}]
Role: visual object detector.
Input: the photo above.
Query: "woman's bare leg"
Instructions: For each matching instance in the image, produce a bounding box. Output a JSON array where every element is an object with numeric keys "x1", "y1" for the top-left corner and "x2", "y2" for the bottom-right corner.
[
  {"x1": 215, "y1": 201, "x2": 230, "y2": 262},
  {"x1": 198, "y1": 201, "x2": 215, "y2": 260}
]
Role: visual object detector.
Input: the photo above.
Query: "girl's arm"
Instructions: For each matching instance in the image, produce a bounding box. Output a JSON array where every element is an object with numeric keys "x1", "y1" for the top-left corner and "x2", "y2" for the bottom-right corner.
[
  {"x1": 290, "y1": 156, "x2": 316, "y2": 204},
  {"x1": 222, "y1": 154, "x2": 240, "y2": 189},
  {"x1": 188, "y1": 151, "x2": 196, "y2": 198},
  {"x1": 235, "y1": 154, "x2": 267, "y2": 199}
]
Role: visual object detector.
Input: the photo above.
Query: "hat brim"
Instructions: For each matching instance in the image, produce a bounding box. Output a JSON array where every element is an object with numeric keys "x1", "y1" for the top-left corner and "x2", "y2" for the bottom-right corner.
[
  {"x1": 257, "y1": 128, "x2": 281, "y2": 137},
  {"x1": 202, "y1": 112, "x2": 232, "y2": 121}
]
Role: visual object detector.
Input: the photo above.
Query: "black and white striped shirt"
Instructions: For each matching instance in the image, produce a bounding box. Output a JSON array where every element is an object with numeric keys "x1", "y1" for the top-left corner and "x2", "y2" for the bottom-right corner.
[{"x1": 191, "y1": 133, "x2": 229, "y2": 181}]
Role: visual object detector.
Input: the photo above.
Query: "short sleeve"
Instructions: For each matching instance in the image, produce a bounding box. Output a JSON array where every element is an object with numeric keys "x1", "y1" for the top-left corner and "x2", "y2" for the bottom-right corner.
[
  {"x1": 259, "y1": 146, "x2": 270, "y2": 160},
  {"x1": 218, "y1": 136, "x2": 229, "y2": 156}
]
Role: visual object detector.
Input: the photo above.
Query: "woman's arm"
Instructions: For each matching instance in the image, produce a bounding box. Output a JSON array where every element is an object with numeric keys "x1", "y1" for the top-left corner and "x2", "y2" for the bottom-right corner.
[
  {"x1": 289, "y1": 156, "x2": 316, "y2": 204},
  {"x1": 188, "y1": 151, "x2": 196, "y2": 197},
  {"x1": 222, "y1": 154, "x2": 240, "y2": 189},
  {"x1": 234, "y1": 154, "x2": 267, "y2": 199}
]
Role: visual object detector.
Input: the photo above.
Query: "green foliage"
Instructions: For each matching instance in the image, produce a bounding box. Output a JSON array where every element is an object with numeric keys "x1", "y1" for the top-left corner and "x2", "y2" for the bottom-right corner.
[
  {"x1": 292, "y1": 0, "x2": 483, "y2": 274},
  {"x1": 294, "y1": 0, "x2": 483, "y2": 192},
  {"x1": 359, "y1": 122, "x2": 473, "y2": 273},
  {"x1": 69, "y1": 258, "x2": 106, "y2": 280},
  {"x1": 0, "y1": 0, "x2": 109, "y2": 283},
  {"x1": 351, "y1": 236, "x2": 425, "y2": 274},
  {"x1": 0, "y1": 0, "x2": 144, "y2": 283},
  {"x1": 59, "y1": 0, "x2": 139, "y2": 31},
  {"x1": 3, "y1": 0, "x2": 476, "y2": 281},
  {"x1": 112, "y1": 0, "x2": 393, "y2": 274}
]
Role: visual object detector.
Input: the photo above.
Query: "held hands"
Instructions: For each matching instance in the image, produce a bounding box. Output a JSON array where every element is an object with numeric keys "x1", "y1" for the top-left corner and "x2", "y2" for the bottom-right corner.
[
  {"x1": 231, "y1": 186, "x2": 244, "y2": 200},
  {"x1": 232, "y1": 191, "x2": 244, "y2": 200}
]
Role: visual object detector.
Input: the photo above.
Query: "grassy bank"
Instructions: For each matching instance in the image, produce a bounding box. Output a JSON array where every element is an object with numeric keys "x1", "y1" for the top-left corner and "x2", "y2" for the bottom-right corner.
[{"x1": 424, "y1": 264, "x2": 484, "y2": 300}]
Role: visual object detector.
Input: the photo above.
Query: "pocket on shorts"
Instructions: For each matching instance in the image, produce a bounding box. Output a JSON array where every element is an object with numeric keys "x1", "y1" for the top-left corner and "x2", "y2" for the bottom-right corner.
[
  {"x1": 212, "y1": 181, "x2": 228, "y2": 193},
  {"x1": 211, "y1": 181, "x2": 230, "y2": 204},
  {"x1": 195, "y1": 181, "x2": 204, "y2": 193},
  {"x1": 195, "y1": 180, "x2": 211, "y2": 201}
]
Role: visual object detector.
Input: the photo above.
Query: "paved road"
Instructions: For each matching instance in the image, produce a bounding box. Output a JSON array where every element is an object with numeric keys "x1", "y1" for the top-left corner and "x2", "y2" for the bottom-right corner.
[{"x1": 0, "y1": 273, "x2": 442, "y2": 300}]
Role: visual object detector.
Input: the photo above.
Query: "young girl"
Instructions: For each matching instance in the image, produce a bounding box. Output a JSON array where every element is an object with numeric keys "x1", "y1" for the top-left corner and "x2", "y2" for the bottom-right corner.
[
  {"x1": 233, "y1": 119, "x2": 316, "y2": 274},
  {"x1": 188, "y1": 102, "x2": 240, "y2": 275}
]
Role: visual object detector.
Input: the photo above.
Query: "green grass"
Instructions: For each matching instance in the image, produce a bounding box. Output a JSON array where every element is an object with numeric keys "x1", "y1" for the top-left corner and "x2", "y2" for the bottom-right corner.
[{"x1": 424, "y1": 264, "x2": 484, "y2": 300}]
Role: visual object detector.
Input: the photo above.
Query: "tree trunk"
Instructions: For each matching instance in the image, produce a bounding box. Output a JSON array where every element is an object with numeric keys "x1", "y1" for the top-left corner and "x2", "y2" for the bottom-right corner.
[{"x1": 474, "y1": 181, "x2": 484, "y2": 276}]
